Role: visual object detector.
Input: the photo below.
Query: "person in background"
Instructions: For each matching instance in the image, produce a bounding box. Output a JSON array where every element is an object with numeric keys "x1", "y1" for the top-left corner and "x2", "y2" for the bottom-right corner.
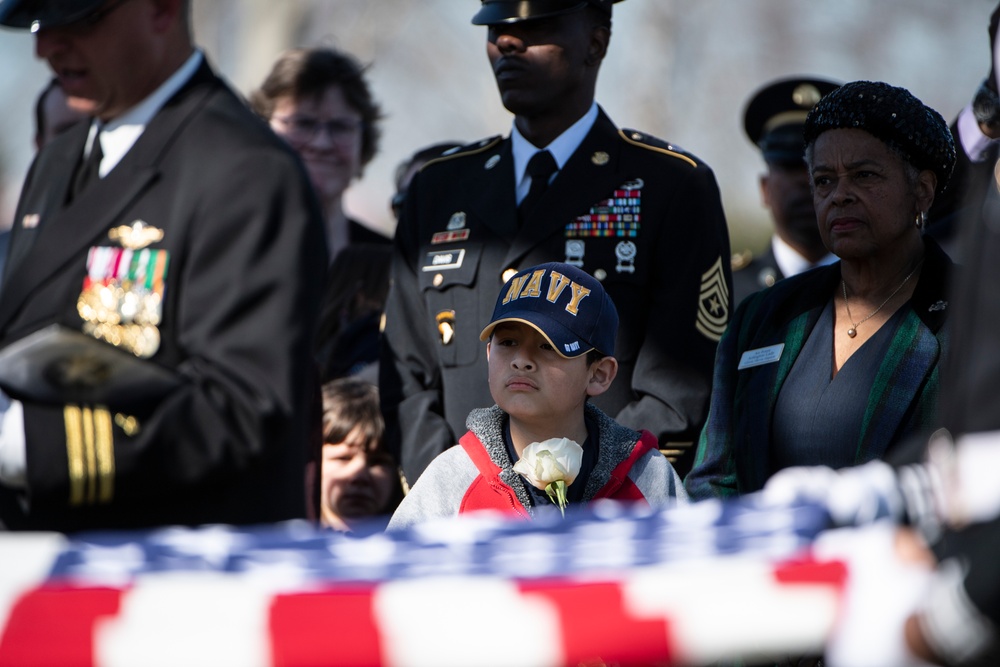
[
  {"x1": 924, "y1": 0, "x2": 1000, "y2": 259},
  {"x1": 381, "y1": 0, "x2": 733, "y2": 487},
  {"x1": 389, "y1": 141, "x2": 465, "y2": 220},
  {"x1": 318, "y1": 377, "x2": 402, "y2": 532},
  {"x1": 732, "y1": 76, "x2": 840, "y2": 306},
  {"x1": 33, "y1": 77, "x2": 88, "y2": 151},
  {"x1": 388, "y1": 263, "x2": 686, "y2": 530},
  {"x1": 0, "y1": 0, "x2": 327, "y2": 531},
  {"x1": 0, "y1": 78, "x2": 90, "y2": 292},
  {"x1": 315, "y1": 243, "x2": 392, "y2": 383},
  {"x1": 686, "y1": 81, "x2": 955, "y2": 500},
  {"x1": 250, "y1": 47, "x2": 389, "y2": 262}
]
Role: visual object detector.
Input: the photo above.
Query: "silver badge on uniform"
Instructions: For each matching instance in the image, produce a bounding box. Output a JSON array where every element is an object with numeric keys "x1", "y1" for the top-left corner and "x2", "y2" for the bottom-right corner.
[
  {"x1": 485, "y1": 155, "x2": 501, "y2": 170},
  {"x1": 447, "y1": 212, "x2": 467, "y2": 230},
  {"x1": 615, "y1": 241, "x2": 636, "y2": 273},
  {"x1": 565, "y1": 240, "x2": 585, "y2": 267}
]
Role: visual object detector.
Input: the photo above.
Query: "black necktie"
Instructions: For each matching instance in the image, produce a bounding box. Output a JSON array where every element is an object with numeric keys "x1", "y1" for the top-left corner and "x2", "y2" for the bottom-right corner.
[
  {"x1": 69, "y1": 131, "x2": 103, "y2": 203},
  {"x1": 518, "y1": 150, "x2": 558, "y2": 227}
]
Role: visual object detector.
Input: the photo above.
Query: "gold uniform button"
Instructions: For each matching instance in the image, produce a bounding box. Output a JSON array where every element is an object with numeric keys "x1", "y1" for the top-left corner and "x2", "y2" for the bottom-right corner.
[
  {"x1": 502, "y1": 268, "x2": 518, "y2": 282},
  {"x1": 433, "y1": 273, "x2": 444, "y2": 287}
]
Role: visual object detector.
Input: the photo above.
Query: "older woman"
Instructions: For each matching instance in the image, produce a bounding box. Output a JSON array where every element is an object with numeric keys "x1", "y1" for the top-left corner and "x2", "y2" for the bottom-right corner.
[
  {"x1": 250, "y1": 48, "x2": 387, "y2": 260},
  {"x1": 686, "y1": 81, "x2": 956, "y2": 499}
]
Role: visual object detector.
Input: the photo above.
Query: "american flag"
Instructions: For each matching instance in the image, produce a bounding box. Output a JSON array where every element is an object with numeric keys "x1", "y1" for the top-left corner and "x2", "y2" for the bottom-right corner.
[{"x1": 0, "y1": 498, "x2": 854, "y2": 667}]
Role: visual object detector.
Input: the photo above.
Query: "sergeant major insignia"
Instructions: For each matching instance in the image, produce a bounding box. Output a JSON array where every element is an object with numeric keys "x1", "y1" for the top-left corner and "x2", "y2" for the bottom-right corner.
[{"x1": 696, "y1": 256, "x2": 729, "y2": 342}]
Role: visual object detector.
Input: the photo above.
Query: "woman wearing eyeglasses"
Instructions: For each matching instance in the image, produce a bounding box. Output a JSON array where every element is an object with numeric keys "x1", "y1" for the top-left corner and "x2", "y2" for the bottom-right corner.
[{"x1": 251, "y1": 47, "x2": 390, "y2": 262}]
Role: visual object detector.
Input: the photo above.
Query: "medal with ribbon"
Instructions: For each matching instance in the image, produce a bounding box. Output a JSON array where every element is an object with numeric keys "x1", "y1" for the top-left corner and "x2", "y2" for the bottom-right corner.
[{"x1": 77, "y1": 221, "x2": 168, "y2": 358}]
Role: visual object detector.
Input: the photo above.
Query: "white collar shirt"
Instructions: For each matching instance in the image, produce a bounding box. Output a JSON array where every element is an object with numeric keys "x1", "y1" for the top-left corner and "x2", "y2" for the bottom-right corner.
[
  {"x1": 771, "y1": 235, "x2": 837, "y2": 278},
  {"x1": 511, "y1": 102, "x2": 599, "y2": 205},
  {"x1": 88, "y1": 50, "x2": 205, "y2": 178}
]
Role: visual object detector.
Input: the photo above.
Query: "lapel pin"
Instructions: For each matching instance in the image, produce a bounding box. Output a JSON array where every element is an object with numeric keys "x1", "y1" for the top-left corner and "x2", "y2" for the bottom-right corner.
[{"x1": 591, "y1": 151, "x2": 610, "y2": 166}]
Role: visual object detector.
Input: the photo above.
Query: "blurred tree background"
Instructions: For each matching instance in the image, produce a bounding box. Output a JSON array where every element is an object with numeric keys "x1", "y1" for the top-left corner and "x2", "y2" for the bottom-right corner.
[{"x1": 0, "y1": 0, "x2": 992, "y2": 255}]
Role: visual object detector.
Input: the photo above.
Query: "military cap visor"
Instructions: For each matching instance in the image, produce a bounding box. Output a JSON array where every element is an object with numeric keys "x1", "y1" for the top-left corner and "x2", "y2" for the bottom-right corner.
[
  {"x1": 0, "y1": 0, "x2": 107, "y2": 29},
  {"x1": 743, "y1": 77, "x2": 841, "y2": 163},
  {"x1": 472, "y1": 0, "x2": 623, "y2": 25}
]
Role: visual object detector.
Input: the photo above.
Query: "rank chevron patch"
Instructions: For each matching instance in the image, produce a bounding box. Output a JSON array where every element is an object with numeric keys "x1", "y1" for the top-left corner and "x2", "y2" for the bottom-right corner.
[{"x1": 696, "y1": 256, "x2": 729, "y2": 341}]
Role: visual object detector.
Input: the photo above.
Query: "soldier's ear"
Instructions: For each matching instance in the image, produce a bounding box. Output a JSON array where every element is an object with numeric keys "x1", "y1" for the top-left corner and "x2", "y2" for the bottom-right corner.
[{"x1": 585, "y1": 25, "x2": 610, "y2": 67}]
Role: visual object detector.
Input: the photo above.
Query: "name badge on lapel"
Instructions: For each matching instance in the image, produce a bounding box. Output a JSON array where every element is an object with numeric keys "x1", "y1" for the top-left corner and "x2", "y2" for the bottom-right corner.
[{"x1": 738, "y1": 343, "x2": 784, "y2": 370}]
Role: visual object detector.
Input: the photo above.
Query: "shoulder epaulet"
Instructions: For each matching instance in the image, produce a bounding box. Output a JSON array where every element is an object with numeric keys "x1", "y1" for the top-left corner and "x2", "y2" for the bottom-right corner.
[
  {"x1": 419, "y1": 135, "x2": 504, "y2": 172},
  {"x1": 618, "y1": 129, "x2": 699, "y2": 168},
  {"x1": 731, "y1": 250, "x2": 753, "y2": 271}
]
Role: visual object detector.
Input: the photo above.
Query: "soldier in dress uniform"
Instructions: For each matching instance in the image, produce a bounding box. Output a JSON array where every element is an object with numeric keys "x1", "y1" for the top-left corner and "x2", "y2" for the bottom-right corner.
[
  {"x1": 380, "y1": 0, "x2": 733, "y2": 484},
  {"x1": 732, "y1": 77, "x2": 840, "y2": 307},
  {"x1": 0, "y1": 0, "x2": 327, "y2": 531}
]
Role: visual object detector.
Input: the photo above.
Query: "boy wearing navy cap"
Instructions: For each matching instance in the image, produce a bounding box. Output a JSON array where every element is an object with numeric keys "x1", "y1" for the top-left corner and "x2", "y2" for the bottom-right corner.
[{"x1": 388, "y1": 263, "x2": 686, "y2": 529}]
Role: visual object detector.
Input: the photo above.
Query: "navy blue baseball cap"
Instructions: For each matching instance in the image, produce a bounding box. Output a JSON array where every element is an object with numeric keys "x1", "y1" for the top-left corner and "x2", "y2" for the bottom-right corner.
[
  {"x1": 0, "y1": 0, "x2": 106, "y2": 30},
  {"x1": 472, "y1": 0, "x2": 624, "y2": 26},
  {"x1": 480, "y1": 262, "x2": 618, "y2": 359}
]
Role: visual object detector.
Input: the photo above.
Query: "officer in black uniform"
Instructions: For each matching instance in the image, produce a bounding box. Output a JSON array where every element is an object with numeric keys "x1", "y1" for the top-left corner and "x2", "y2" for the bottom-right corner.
[
  {"x1": 381, "y1": 0, "x2": 733, "y2": 484},
  {"x1": 732, "y1": 77, "x2": 840, "y2": 307}
]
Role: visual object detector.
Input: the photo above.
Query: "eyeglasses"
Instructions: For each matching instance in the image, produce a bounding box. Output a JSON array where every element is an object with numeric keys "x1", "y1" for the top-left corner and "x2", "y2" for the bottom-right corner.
[
  {"x1": 271, "y1": 115, "x2": 364, "y2": 143},
  {"x1": 33, "y1": 0, "x2": 134, "y2": 34}
]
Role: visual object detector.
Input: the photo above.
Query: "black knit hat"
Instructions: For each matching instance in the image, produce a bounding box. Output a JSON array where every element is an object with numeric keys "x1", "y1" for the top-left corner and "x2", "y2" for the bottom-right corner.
[{"x1": 803, "y1": 81, "x2": 956, "y2": 195}]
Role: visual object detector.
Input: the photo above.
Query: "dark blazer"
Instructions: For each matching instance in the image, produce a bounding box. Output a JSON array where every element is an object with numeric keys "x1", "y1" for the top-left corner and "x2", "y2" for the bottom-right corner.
[
  {"x1": 0, "y1": 61, "x2": 327, "y2": 531},
  {"x1": 685, "y1": 238, "x2": 952, "y2": 500},
  {"x1": 381, "y1": 107, "x2": 733, "y2": 483},
  {"x1": 940, "y1": 161, "x2": 1000, "y2": 436}
]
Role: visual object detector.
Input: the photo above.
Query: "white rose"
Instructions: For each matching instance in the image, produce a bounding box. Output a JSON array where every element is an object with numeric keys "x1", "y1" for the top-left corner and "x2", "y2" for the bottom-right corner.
[{"x1": 513, "y1": 437, "x2": 584, "y2": 489}]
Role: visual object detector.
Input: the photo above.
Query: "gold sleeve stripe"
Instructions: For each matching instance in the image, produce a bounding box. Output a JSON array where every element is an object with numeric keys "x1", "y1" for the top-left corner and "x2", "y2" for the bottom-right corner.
[
  {"x1": 65, "y1": 405, "x2": 85, "y2": 506},
  {"x1": 82, "y1": 406, "x2": 97, "y2": 505},
  {"x1": 618, "y1": 130, "x2": 698, "y2": 168},
  {"x1": 64, "y1": 406, "x2": 116, "y2": 506},
  {"x1": 95, "y1": 407, "x2": 114, "y2": 503}
]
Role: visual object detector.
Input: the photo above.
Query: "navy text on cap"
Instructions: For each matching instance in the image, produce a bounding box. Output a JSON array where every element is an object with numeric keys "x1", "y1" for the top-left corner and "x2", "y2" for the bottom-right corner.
[{"x1": 480, "y1": 262, "x2": 618, "y2": 359}]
